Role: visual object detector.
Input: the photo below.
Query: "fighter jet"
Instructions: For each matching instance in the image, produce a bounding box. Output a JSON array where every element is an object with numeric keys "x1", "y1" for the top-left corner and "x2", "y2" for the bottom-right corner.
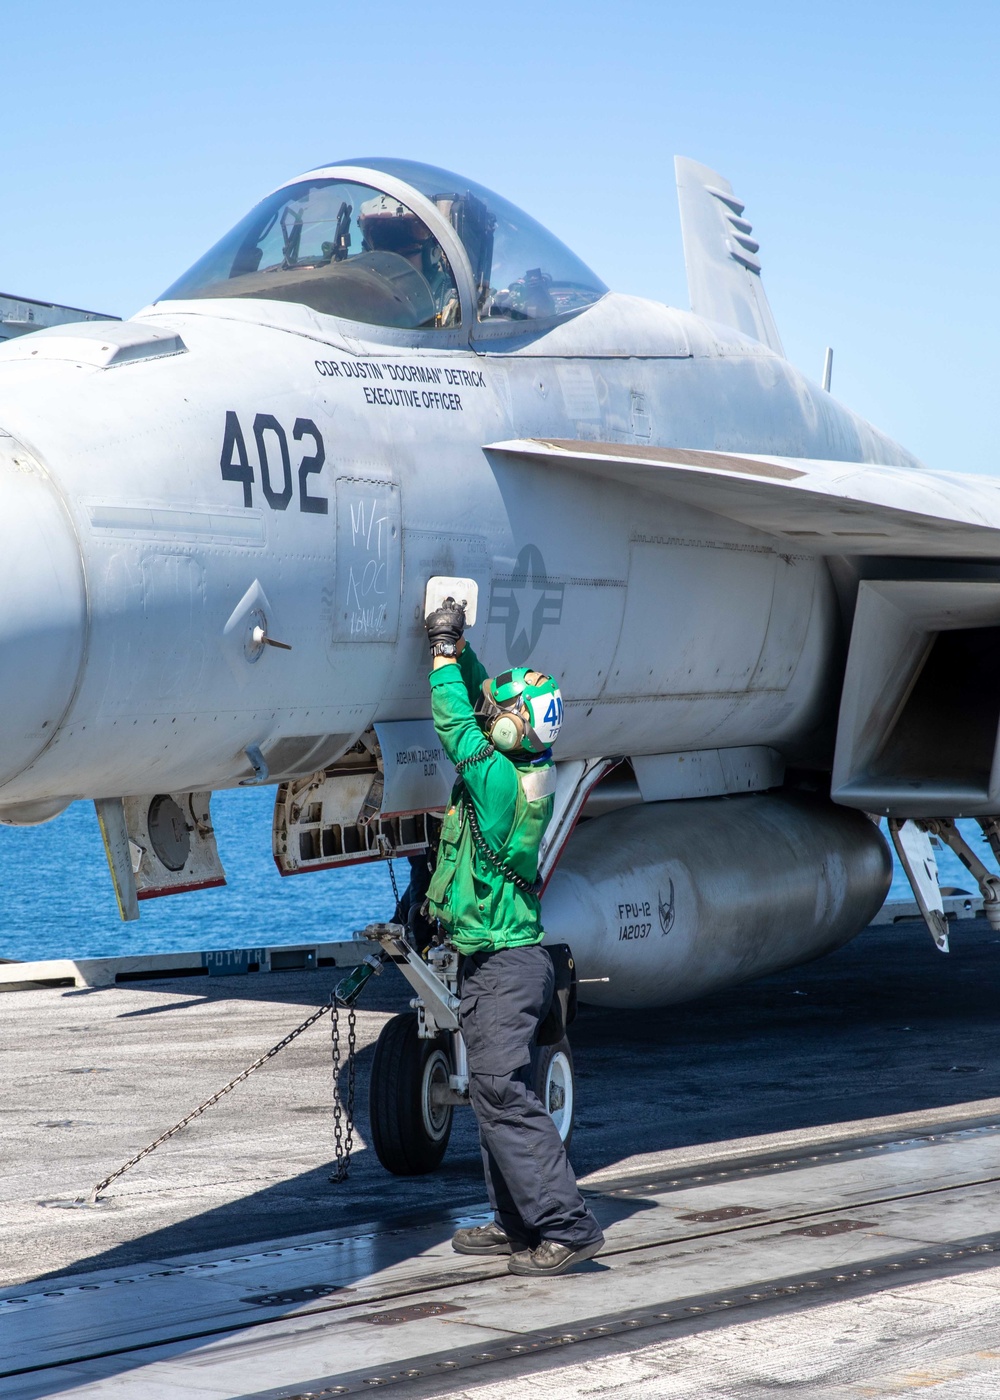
[{"x1": 1, "y1": 156, "x2": 997, "y2": 1168}]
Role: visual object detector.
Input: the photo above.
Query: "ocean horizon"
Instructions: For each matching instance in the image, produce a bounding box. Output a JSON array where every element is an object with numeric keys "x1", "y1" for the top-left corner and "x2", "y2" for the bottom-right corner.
[{"x1": 0, "y1": 790, "x2": 992, "y2": 964}]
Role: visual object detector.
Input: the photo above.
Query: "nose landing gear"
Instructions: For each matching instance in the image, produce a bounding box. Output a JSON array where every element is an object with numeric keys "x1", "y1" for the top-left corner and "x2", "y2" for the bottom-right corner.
[
  {"x1": 351, "y1": 923, "x2": 576, "y2": 1177},
  {"x1": 368, "y1": 1012, "x2": 454, "y2": 1175},
  {"x1": 532, "y1": 1038, "x2": 575, "y2": 1151}
]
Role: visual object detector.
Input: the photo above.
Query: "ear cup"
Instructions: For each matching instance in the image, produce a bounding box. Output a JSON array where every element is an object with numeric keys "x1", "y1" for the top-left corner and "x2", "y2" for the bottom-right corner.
[{"x1": 490, "y1": 714, "x2": 523, "y2": 751}]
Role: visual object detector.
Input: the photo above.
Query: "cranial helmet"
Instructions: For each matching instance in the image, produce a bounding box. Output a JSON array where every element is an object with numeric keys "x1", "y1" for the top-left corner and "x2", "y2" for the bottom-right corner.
[
  {"x1": 474, "y1": 669, "x2": 564, "y2": 755},
  {"x1": 358, "y1": 193, "x2": 431, "y2": 256}
]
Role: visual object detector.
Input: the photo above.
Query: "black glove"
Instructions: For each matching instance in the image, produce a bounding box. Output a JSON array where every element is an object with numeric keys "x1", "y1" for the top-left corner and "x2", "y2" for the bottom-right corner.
[{"x1": 425, "y1": 597, "x2": 466, "y2": 651}]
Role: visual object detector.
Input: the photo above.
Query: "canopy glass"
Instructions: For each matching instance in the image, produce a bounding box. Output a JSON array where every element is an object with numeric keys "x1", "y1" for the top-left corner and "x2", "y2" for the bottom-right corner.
[
  {"x1": 159, "y1": 161, "x2": 606, "y2": 332},
  {"x1": 159, "y1": 178, "x2": 461, "y2": 330},
  {"x1": 339, "y1": 158, "x2": 607, "y2": 323}
]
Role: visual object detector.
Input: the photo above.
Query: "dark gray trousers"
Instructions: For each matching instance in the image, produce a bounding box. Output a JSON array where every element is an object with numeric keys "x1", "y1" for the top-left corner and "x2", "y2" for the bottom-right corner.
[{"x1": 460, "y1": 945, "x2": 602, "y2": 1250}]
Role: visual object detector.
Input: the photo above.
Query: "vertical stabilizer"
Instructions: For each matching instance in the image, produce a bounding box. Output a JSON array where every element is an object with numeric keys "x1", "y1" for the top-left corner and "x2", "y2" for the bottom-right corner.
[{"x1": 674, "y1": 156, "x2": 784, "y2": 357}]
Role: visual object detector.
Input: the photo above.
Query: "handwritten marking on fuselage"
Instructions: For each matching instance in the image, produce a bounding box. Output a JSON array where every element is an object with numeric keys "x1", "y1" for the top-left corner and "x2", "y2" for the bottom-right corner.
[{"x1": 345, "y1": 496, "x2": 390, "y2": 638}]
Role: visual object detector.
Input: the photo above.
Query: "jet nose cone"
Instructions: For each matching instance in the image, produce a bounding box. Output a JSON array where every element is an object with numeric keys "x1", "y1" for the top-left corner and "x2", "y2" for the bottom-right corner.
[{"x1": 0, "y1": 434, "x2": 86, "y2": 789}]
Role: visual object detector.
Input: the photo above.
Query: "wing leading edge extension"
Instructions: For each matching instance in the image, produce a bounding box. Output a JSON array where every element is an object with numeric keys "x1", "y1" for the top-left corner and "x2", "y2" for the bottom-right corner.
[{"x1": 485, "y1": 438, "x2": 1000, "y2": 559}]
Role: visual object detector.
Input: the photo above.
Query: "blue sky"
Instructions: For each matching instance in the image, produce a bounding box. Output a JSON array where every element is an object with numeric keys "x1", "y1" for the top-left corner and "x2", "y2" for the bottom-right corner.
[{"x1": 1, "y1": 0, "x2": 996, "y2": 472}]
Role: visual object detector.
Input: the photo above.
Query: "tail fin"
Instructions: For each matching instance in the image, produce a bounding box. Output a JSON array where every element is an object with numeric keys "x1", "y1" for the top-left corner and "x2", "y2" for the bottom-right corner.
[{"x1": 674, "y1": 156, "x2": 784, "y2": 357}]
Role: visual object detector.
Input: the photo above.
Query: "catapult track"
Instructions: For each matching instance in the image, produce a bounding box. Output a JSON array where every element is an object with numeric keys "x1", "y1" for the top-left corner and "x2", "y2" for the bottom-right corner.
[{"x1": 8, "y1": 1109, "x2": 1000, "y2": 1397}]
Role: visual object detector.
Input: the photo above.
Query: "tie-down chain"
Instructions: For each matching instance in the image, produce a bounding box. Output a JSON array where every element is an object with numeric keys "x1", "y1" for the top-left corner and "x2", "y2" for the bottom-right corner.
[{"x1": 80, "y1": 850, "x2": 461, "y2": 1200}]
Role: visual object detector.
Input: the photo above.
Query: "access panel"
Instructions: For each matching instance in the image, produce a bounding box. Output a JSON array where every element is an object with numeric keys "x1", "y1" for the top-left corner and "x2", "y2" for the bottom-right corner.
[{"x1": 331, "y1": 476, "x2": 401, "y2": 644}]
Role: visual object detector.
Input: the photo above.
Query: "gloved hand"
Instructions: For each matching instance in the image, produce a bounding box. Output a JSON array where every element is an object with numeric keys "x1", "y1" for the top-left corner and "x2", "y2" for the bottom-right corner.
[{"x1": 425, "y1": 597, "x2": 466, "y2": 652}]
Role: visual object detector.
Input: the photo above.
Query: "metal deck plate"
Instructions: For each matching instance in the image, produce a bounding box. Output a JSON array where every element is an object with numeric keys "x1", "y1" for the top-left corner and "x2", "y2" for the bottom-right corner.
[{"x1": 7, "y1": 1116, "x2": 1000, "y2": 1398}]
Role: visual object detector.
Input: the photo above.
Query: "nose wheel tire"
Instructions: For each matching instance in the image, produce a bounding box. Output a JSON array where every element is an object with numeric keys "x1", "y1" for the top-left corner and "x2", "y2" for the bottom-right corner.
[
  {"x1": 531, "y1": 1036, "x2": 575, "y2": 1150},
  {"x1": 369, "y1": 1011, "x2": 454, "y2": 1176}
]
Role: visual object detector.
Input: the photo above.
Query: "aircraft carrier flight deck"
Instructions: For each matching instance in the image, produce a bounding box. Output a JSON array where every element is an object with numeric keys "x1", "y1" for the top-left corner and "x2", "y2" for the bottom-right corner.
[{"x1": 7, "y1": 910, "x2": 1000, "y2": 1399}]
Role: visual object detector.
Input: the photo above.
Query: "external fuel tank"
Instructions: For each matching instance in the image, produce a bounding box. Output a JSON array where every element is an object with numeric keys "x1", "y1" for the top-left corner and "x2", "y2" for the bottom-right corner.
[{"x1": 542, "y1": 792, "x2": 891, "y2": 1008}]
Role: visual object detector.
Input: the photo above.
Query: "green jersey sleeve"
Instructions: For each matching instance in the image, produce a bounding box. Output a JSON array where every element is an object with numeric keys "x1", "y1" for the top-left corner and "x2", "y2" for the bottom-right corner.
[
  {"x1": 457, "y1": 642, "x2": 489, "y2": 705},
  {"x1": 429, "y1": 659, "x2": 518, "y2": 847}
]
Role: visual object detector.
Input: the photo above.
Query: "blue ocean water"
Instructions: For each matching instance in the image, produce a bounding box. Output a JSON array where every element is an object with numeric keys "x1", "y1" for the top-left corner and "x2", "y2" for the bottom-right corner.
[
  {"x1": 0, "y1": 795, "x2": 994, "y2": 963},
  {"x1": 884, "y1": 819, "x2": 999, "y2": 901},
  {"x1": 0, "y1": 788, "x2": 396, "y2": 962}
]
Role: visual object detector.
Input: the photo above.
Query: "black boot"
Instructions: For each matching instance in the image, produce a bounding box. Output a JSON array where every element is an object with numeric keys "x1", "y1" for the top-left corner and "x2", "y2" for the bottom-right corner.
[
  {"x1": 508, "y1": 1235, "x2": 604, "y2": 1276},
  {"x1": 452, "y1": 1222, "x2": 525, "y2": 1255}
]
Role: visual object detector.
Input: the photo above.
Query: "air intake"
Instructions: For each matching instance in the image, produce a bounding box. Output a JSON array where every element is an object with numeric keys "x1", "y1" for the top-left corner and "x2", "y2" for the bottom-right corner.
[{"x1": 833, "y1": 579, "x2": 1000, "y2": 816}]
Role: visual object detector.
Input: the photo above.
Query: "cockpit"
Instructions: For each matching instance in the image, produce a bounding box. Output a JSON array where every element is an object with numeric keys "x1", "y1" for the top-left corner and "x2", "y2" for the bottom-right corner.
[{"x1": 158, "y1": 159, "x2": 607, "y2": 335}]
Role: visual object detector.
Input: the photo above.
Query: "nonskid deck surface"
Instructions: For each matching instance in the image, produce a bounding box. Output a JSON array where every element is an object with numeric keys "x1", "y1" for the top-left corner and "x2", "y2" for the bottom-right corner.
[
  {"x1": 8, "y1": 1110, "x2": 1000, "y2": 1398},
  {"x1": 10, "y1": 917, "x2": 1000, "y2": 1397}
]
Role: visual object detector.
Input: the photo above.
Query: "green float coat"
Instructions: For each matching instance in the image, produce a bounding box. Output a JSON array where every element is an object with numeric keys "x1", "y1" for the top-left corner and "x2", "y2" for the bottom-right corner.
[{"x1": 426, "y1": 644, "x2": 554, "y2": 954}]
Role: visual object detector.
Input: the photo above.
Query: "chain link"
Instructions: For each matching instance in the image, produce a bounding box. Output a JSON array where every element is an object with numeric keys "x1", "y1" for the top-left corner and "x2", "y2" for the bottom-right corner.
[
  {"x1": 83, "y1": 998, "x2": 336, "y2": 1204},
  {"x1": 329, "y1": 1001, "x2": 358, "y2": 1182},
  {"x1": 329, "y1": 834, "x2": 400, "y2": 1183},
  {"x1": 84, "y1": 836, "x2": 408, "y2": 1202},
  {"x1": 387, "y1": 855, "x2": 401, "y2": 908},
  {"x1": 375, "y1": 830, "x2": 402, "y2": 911}
]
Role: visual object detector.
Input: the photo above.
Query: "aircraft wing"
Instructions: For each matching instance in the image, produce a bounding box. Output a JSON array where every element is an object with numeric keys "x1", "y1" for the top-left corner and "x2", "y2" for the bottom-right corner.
[{"x1": 485, "y1": 438, "x2": 1000, "y2": 559}]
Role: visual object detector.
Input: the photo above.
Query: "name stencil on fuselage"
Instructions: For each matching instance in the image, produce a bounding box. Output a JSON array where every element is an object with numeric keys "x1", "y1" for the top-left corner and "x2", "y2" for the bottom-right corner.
[{"x1": 315, "y1": 356, "x2": 487, "y2": 415}]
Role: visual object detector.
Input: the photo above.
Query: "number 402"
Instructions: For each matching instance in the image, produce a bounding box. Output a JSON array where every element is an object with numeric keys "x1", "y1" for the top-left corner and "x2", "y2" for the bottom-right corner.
[{"x1": 220, "y1": 411, "x2": 327, "y2": 514}]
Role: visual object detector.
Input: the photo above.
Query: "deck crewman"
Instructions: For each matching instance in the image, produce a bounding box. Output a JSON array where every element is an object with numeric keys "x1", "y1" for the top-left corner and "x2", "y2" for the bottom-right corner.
[{"x1": 423, "y1": 596, "x2": 604, "y2": 1277}]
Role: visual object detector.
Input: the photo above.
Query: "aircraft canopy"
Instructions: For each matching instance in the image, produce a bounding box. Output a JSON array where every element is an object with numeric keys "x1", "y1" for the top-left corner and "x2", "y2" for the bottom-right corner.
[{"x1": 158, "y1": 160, "x2": 606, "y2": 334}]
